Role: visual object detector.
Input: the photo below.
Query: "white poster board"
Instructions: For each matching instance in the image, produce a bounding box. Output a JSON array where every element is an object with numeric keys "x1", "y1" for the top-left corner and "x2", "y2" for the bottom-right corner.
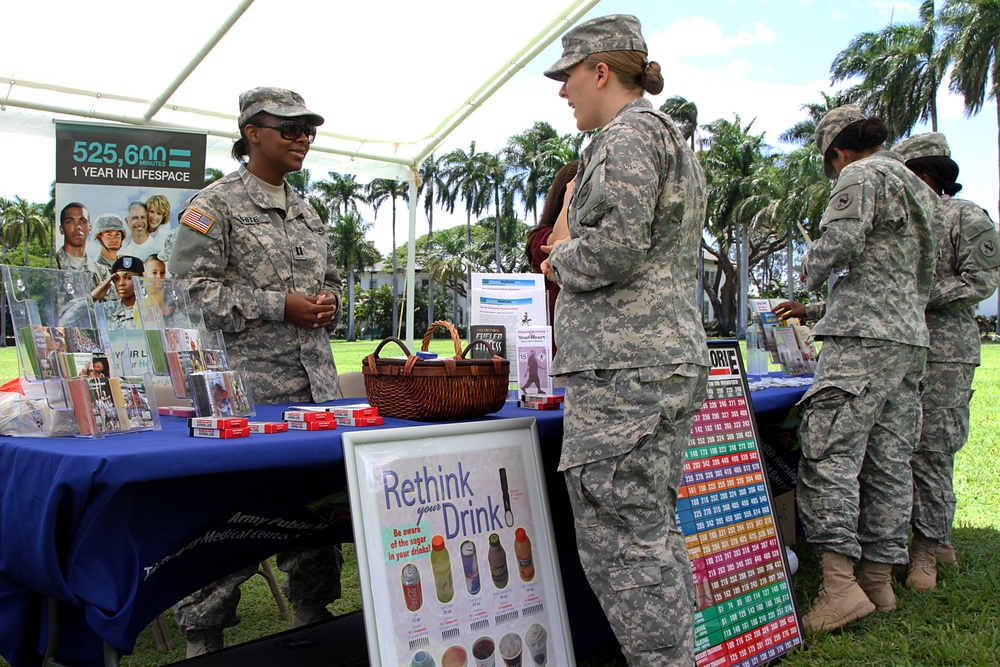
[
  {"x1": 343, "y1": 418, "x2": 574, "y2": 667},
  {"x1": 470, "y1": 273, "x2": 548, "y2": 382}
]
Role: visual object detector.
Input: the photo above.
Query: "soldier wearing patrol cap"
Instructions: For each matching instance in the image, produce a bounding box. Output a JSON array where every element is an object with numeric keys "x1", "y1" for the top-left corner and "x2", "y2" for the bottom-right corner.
[
  {"x1": 88, "y1": 213, "x2": 127, "y2": 298},
  {"x1": 542, "y1": 14, "x2": 710, "y2": 665},
  {"x1": 169, "y1": 87, "x2": 343, "y2": 656},
  {"x1": 892, "y1": 132, "x2": 1000, "y2": 592},
  {"x1": 793, "y1": 106, "x2": 941, "y2": 632}
]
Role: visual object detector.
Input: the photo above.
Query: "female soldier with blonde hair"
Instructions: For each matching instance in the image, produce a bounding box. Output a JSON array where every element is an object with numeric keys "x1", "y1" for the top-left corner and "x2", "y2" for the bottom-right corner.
[{"x1": 542, "y1": 15, "x2": 709, "y2": 666}]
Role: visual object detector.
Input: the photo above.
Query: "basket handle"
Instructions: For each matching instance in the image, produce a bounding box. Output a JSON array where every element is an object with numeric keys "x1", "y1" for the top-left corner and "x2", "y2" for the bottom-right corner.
[
  {"x1": 462, "y1": 339, "x2": 505, "y2": 374},
  {"x1": 422, "y1": 320, "x2": 463, "y2": 358},
  {"x1": 364, "y1": 336, "x2": 413, "y2": 373}
]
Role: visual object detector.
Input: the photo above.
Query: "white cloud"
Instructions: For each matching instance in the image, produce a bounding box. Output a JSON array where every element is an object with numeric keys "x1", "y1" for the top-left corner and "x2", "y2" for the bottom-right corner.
[{"x1": 651, "y1": 17, "x2": 775, "y2": 60}]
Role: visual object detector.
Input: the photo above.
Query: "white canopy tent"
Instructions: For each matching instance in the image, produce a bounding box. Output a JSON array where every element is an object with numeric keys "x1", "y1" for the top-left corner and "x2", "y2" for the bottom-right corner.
[{"x1": 0, "y1": 0, "x2": 602, "y2": 344}]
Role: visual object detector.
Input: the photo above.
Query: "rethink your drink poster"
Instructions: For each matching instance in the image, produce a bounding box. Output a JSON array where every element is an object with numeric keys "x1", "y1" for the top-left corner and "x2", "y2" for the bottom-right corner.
[{"x1": 344, "y1": 420, "x2": 573, "y2": 667}]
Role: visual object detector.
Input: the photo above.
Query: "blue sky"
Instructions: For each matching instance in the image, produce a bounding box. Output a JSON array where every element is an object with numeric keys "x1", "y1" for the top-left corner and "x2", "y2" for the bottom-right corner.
[{"x1": 1, "y1": 0, "x2": 997, "y2": 252}]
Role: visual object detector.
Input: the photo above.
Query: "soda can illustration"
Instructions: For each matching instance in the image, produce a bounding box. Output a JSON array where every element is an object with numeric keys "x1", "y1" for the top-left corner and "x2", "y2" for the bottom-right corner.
[
  {"x1": 461, "y1": 540, "x2": 481, "y2": 595},
  {"x1": 401, "y1": 563, "x2": 423, "y2": 611}
]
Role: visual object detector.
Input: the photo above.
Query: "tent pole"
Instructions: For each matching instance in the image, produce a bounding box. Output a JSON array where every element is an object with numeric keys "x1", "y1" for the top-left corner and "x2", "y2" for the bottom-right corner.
[
  {"x1": 405, "y1": 176, "x2": 418, "y2": 349},
  {"x1": 141, "y1": 0, "x2": 256, "y2": 122}
]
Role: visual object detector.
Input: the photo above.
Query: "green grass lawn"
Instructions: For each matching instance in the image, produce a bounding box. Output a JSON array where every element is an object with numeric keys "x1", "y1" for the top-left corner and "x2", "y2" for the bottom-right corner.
[{"x1": 1, "y1": 342, "x2": 997, "y2": 666}]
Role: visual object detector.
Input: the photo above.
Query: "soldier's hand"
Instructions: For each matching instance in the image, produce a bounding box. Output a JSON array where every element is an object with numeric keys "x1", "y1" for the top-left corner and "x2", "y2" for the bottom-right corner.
[
  {"x1": 773, "y1": 301, "x2": 806, "y2": 322},
  {"x1": 284, "y1": 293, "x2": 338, "y2": 329},
  {"x1": 91, "y1": 275, "x2": 114, "y2": 302}
]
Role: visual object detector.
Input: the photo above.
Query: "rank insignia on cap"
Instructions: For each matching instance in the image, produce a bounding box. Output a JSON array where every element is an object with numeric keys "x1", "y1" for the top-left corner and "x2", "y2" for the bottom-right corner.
[
  {"x1": 122, "y1": 257, "x2": 133, "y2": 269},
  {"x1": 182, "y1": 208, "x2": 215, "y2": 234}
]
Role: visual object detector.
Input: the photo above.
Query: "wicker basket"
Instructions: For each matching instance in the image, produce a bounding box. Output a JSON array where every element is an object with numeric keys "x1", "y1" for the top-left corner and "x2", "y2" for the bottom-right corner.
[{"x1": 362, "y1": 321, "x2": 510, "y2": 421}]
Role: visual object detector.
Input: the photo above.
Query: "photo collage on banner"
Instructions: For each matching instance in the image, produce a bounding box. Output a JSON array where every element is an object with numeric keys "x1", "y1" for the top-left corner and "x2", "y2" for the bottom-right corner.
[
  {"x1": 682, "y1": 341, "x2": 804, "y2": 667},
  {"x1": 54, "y1": 121, "x2": 206, "y2": 280}
]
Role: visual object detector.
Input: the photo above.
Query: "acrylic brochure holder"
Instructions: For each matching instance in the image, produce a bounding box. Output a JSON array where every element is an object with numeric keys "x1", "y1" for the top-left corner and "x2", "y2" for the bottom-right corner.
[
  {"x1": 1, "y1": 264, "x2": 161, "y2": 437},
  {"x1": 133, "y1": 276, "x2": 254, "y2": 418}
]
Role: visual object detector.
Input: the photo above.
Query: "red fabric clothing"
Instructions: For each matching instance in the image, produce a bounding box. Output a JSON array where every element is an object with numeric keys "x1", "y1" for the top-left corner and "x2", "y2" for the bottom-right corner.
[{"x1": 527, "y1": 226, "x2": 559, "y2": 354}]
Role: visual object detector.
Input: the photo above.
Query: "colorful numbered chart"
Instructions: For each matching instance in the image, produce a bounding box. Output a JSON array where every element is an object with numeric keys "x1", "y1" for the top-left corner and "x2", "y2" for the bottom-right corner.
[{"x1": 680, "y1": 341, "x2": 804, "y2": 667}]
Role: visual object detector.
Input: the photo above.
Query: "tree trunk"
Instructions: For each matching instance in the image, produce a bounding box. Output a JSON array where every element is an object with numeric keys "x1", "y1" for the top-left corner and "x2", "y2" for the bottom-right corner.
[
  {"x1": 346, "y1": 264, "x2": 356, "y2": 341},
  {"x1": 495, "y1": 185, "x2": 501, "y2": 271},
  {"x1": 427, "y1": 210, "x2": 435, "y2": 328},
  {"x1": 391, "y1": 201, "x2": 399, "y2": 332}
]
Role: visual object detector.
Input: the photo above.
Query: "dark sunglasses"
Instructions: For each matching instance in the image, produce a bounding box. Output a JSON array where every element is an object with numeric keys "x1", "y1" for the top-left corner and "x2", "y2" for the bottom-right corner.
[{"x1": 255, "y1": 120, "x2": 317, "y2": 143}]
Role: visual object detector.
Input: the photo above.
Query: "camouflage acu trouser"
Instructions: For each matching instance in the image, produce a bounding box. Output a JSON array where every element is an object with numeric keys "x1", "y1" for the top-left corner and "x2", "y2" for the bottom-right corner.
[
  {"x1": 911, "y1": 361, "x2": 974, "y2": 543},
  {"x1": 562, "y1": 365, "x2": 708, "y2": 667},
  {"x1": 797, "y1": 337, "x2": 926, "y2": 564},
  {"x1": 172, "y1": 545, "x2": 343, "y2": 636}
]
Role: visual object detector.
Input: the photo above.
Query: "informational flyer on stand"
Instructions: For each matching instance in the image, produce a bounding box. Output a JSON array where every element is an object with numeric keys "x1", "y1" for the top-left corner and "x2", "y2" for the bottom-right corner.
[
  {"x1": 470, "y1": 274, "x2": 547, "y2": 383},
  {"x1": 343, "y1": 419, "x2": 574, "y2": 667}
]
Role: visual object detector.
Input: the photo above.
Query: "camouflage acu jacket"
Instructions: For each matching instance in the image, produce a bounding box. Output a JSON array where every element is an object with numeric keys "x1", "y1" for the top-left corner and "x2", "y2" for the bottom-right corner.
[
  {"x1": 549, "y1": 97, "x2": 709, "y2": 374},
  {"x1": 805, "y1": 151, "x2": 941, "y2": 347}
]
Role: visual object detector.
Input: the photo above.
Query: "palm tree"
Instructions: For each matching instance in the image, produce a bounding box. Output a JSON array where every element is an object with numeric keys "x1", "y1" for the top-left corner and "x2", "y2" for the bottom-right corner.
[
  {"x1": 779, "y1": 92, "x2": 850, "y2": 146},
  {"x1": 424, "y1": 227, "x2": 471, "y2": 326},
  {"x1": 504, "y1": 122, "x2": 561, "y2": 225},
  {"x1": 313, "y1": 172, "x2": 364, "y2": 218},
  {"x1": 940, "y1": 0, "x2": 1000, "y2": 216},
  {"x1": 285, "y1": 169, "x2": 312, "y2": 198},
  {"x1": 366, "y1": 178, "x2": 409, "y2": 330},
  {"x1": 830, "y1": 0, "x2": 945, "y2": 140},
  {"x1": 477, "y1": 150, "x2": 511, "y2": 271},
  {"x1": 1, "y1": 196, "x2": 49, "y2": 267},
  {"x1": 660, "y1": 95, "x2": 699, "y2": 149},
  {"x1": 442, "y1": 142, "x2": 491, "y2": 322},
  {"x1": 419, "y1": 154, "x2": 448, "y2": 327},
  {"x1": 329, "y1": 210, "x2": 378, "y2": 341},
  {"x1": 699, "y1": 116, "x2": 781, "y2": 335}
]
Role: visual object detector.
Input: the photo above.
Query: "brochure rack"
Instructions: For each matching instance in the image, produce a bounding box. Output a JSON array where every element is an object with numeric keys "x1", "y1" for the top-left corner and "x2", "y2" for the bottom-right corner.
[
  {"x1": 2, "y1": 265, "x2": 160, "y2": 437},
  {"x1": 133, "y1": 276, "x2": 254, "y2": 418}
]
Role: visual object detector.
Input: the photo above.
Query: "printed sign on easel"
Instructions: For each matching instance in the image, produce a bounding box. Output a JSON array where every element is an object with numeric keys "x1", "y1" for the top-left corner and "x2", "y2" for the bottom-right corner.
[{"x1": 343, "y1": 418, "x2": 574, "y2": 667}]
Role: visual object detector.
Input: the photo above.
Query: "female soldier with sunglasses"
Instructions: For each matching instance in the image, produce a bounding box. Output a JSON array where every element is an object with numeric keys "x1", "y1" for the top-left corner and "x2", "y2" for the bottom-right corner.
[{"x1": 169, "y1": 87, "x2": 344, "y2": 656}]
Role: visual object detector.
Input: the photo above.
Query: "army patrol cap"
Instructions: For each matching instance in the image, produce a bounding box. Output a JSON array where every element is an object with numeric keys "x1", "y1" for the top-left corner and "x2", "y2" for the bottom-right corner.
[
  {"x1": 237, "y1": 87, "x2": 324, "y2": 127},
  {"x1": 892, "y1": 132, "x2": 951, "y2": 162},
  {"x1": 544, "y1": 14, "x2": 647, "y2": 81},
  {"x1": 92, "y1": 213, "x2": 126, "y2": 237},
  {"x1": 815, "y1": 105, "x2": 867, "y2": 178},
  {"x1": 110, "y1": 255, "x2": 144, "y2": 275}
]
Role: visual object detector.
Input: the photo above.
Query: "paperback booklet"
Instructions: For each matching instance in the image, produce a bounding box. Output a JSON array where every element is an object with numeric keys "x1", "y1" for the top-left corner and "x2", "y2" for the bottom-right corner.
[
  {"x1": 118, "y1": 376, "x2": 155, "y2": 430},
  {"x1": 515, "y1": 326, "x2": 553, "y2": 396},
  {"x1": 190, "y1": 370, "x2": 254, "y2": 418},
  {"x1": 469, "y1": 324, "x2": 506, "y2": 360}
]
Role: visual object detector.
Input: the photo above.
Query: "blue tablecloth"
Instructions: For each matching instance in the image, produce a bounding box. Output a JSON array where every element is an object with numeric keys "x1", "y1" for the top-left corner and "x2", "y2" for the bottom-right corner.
[
  {"x1": 747, "y1": 373, "x2": 813, "y2": 413},
  {"x1": 0, "y1": 380, "x2": 807, "y2": 667},
  {"x1": 0, "y1": 400, "x2": 564, "y2": 667}
]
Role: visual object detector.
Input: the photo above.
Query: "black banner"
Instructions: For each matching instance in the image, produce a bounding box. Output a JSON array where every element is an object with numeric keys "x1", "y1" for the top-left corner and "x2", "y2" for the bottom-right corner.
[{"x1": 55, "y1": 122, "x2": 206, "y2": 189}]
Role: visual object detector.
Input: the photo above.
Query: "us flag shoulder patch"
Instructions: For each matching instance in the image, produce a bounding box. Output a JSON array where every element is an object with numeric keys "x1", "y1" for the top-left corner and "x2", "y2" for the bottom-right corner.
[{"x1": 182, "y1": 208, "x2": 215, "y2": 234}]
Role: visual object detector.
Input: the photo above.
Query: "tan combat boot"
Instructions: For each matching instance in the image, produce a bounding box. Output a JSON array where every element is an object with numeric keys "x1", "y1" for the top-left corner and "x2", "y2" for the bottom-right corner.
[
  {"x1": 185, "y1": 629, "x2": 223, "y2": 658},
  {"x1": 856, "y1": 560, "x2": 897, "y2": 612},
  {"x1": 802, "y1": 551, "x2": 876, "y2": 632},
  {"x1": 906, "y1": 535, "x2": 938, "y2": 591},
  {"x1": 291, "y1": 603, "x2": 333, "y2": 628},
  {"x1": 935, "y1": 542, "x2": 958, "y2": 569}
]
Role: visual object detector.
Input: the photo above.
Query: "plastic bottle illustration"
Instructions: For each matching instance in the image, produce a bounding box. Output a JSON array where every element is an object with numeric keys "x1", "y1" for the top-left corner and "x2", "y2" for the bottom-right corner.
[
  {"x1": 461, "y1": 539, "x2": 481, "y2": 595},
  {"x1": 430, "y1": 535, "x2": 454, "y2": 604},
  {"x1": 488, "y1": 532, "x2": 509, "y2": 589},
  {"x1": 514, "y1": 527, "x2": 535, "y2": 582},
  {"x1": 401, "y1": 563, "x2": 423, "y2": 611},
  {"x1": 409, "y1": 649, "x2": 436, "y2": 667}
]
